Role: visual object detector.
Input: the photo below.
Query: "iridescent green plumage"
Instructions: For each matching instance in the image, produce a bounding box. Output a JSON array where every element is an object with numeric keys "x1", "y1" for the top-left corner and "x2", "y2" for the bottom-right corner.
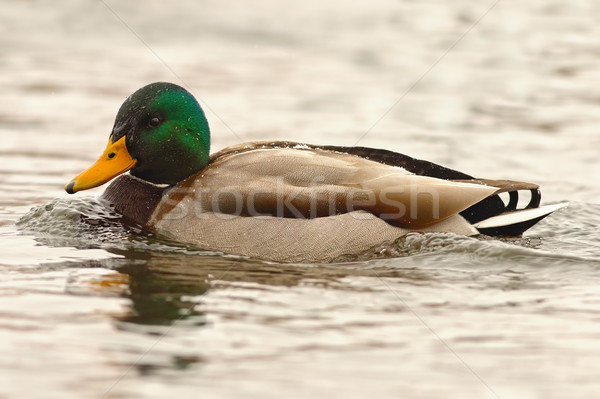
[{"x1": 111, "y1": 82, "x2": 210, "y2": 185}]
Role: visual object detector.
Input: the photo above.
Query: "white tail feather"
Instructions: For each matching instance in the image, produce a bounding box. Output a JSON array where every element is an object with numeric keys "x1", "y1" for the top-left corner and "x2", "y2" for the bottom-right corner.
[{"x1": 473, "y1": 202, "x2": 568, "y2": 229}]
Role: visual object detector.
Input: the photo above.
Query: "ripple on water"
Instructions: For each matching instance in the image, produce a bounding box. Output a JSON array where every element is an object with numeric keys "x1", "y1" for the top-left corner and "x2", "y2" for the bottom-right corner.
[
  {"x1": 17, "y1": 196, "x2": 131, "y2": 243},
  {"x1": 15, "y1": 196, "x2": 227, "y2": 258},
  {"x1": 15, "y1": 196, "x2": 595, "y2": 268}
]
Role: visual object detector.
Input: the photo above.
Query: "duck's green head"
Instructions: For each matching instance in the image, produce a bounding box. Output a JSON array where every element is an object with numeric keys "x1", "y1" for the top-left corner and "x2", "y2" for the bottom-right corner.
[{"x1": 65, "y1": 82, "x2": 210, "y2": 194}]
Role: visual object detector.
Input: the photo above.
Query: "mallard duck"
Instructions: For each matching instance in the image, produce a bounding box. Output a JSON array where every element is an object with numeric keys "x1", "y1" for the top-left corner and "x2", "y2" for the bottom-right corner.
[{"x1": 65, "y1": 82, "x2": 566, "y2": 263}]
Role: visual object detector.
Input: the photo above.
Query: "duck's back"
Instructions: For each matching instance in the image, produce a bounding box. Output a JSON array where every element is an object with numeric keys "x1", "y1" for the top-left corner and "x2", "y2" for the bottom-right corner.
[{"x1": 146, "y1": 142, "x2": 490, "y2": 262}]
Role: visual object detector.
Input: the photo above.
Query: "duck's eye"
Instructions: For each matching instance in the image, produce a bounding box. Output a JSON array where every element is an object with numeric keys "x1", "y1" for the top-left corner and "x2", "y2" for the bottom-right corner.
[{"x1": 148, "y1": 117, "x2": 161, "y2": 128}]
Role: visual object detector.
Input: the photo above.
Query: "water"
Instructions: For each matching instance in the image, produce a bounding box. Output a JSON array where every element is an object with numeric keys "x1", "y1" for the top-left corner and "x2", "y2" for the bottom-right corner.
[{"x1": 1, "y1": 0, "x2": 600, "y2": 398}]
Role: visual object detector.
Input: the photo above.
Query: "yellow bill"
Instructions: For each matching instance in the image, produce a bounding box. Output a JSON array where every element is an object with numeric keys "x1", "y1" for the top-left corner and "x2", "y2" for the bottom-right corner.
[{"x1": 65, "y1": 136, "x2": 137, "y2": 194}]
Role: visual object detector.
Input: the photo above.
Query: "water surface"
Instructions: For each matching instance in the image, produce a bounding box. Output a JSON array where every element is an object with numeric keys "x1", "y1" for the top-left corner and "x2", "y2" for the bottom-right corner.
[{"x1": 1, "y1": 1, "x2": 600, "y2": 398}]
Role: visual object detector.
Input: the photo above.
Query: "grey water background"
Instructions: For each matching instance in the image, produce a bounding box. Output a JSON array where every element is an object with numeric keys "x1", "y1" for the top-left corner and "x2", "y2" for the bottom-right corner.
[{"x1": 1, "y1": 0, "x2": 600, "y2": 398}]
